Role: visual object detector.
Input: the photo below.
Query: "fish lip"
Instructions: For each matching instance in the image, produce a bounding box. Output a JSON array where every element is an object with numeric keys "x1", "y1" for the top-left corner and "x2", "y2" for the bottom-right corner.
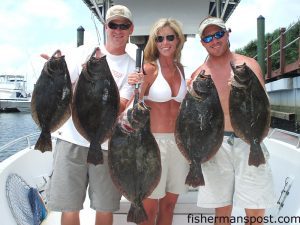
[
  {"x1": 230, "y1": 62, "x2": 250, "y2": 85},
  {"x1": 138, "y1": 101, "x2": 151, "y2": 111},
  {"x1": 230, "y1": 61, "x2": 247, "y2": 72},
  {"x1": 192, "y1": 75, "x2": 214, "y2": 97},
  {"x1": 51, "y1": 49, "x2": 62, "y2": 58},
  {"x1": 45, "y1": 55, "x2": 68, "y2": 78}
]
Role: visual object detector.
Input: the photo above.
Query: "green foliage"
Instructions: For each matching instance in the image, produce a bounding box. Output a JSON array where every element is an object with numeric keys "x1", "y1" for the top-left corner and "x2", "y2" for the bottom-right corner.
[
  {"x1": 235, "y1": 40, "x2": 257, "y2": 57},
  {"x1": 235, "y1": 20, "x2": 299, "y2": 71}
]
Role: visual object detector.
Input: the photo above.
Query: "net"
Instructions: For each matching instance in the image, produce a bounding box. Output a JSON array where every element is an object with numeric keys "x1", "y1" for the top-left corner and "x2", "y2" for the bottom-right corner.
[{"x1": 6, "y1": 173, "x2": 47, "y2": 225}]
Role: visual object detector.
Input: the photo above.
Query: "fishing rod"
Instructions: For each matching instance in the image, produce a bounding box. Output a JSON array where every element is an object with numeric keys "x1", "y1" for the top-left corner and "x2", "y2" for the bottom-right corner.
[{"x1": 133, "y1": 47, "x2": 143, "y2": 105}]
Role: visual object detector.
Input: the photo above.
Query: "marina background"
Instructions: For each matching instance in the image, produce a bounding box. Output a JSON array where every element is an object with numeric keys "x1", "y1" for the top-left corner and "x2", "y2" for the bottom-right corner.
[
  {"x1": 1, "y1": 1, "x2": 300, "y2": 160},
  {"x1": 1, "y1": 0, "x2": 300, "y2": 90}
]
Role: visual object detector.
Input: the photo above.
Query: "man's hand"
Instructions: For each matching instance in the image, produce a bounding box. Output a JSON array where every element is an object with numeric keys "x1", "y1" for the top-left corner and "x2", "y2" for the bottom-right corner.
[
  {"x1": 40, "y1": 50, "x2": 61, "y2": 60},
  {"x1": 40, "y1": 54, "x2": 50, "y2": 60}
]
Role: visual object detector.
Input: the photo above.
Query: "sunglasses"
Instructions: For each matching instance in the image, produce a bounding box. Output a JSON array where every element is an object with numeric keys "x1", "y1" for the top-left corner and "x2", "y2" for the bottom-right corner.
[
  {"x1": 107, "y1": 22, "x2": 131, "y2": 30},
  {"x1": 202, "y1": 30, "x2": 226, "y2": 43},
  {"x1": 155, "y1": 35, "x2": 176, "y2": 43}
]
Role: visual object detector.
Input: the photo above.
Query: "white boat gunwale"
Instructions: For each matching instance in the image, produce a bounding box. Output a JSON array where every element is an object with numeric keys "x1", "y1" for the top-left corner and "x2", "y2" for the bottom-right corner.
[{"x1": 1, "y1": 128, "x2": 300, "y2": 224}]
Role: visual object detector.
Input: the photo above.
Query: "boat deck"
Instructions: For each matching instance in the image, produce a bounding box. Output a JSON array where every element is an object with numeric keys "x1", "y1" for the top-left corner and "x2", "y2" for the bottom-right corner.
[{"x1": 42, "y1": 189, "x2": 214, "y2": 225}]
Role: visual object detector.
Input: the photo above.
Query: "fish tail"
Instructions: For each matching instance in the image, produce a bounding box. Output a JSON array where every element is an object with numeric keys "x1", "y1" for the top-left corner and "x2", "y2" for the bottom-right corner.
[
  {"x1": 185, "y1": 162, "x2": 205, "y2": 187},
  {"x1": 34, "y1": 131, "x2": 52, "y2": 152},
  {"x1": 127, "y1": 202, "x2": 148, "y2": 224},
  {"x1": 248, "y1": 142, "x2": 266, "y2": 167},
  {"x1": 87, "y1": 140, "x2": 103, "y2": 165}
]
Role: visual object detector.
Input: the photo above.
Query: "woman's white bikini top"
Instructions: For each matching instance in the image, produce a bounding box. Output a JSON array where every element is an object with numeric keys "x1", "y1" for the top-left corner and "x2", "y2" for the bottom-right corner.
[{"x1": 144, "y1": 60, "x2": 186, "y2": 103}]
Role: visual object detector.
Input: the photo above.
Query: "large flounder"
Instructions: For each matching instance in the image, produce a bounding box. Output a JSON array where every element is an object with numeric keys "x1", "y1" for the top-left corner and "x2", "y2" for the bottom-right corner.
[
  {"x1": 72, "y1": 48, "x2": 120, "y2": 165},
  {"x1": 175, "y1": 72, "x2": 224, "y2": 187},
  {"x1": 229, "y1": 62, "x2": 270, "y2": 167},
  {"x1": 31, "y1": 50, "x2": 72, "y2": 152},
  {"x1": 108, "y1": 102, "x2": 161, "y2": 224}
]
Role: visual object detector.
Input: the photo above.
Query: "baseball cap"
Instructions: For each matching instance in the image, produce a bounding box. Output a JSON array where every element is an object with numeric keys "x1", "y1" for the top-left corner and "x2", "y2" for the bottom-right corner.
[
  {"x1": 106, "y1": 5, "x2": 133, "y2": 24},
  {"x1": 198, "y1": 17, "x2": 226, "y2": 37}
]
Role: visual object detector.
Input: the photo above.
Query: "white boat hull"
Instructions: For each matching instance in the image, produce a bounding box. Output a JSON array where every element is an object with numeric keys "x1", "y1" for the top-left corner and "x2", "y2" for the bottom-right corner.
[
  {"x1": 1, "y1": 130, "x2": 300, "y2": 225},
  {"x1": 0, "y1": 99, "x2": 31, "y2": 112}
]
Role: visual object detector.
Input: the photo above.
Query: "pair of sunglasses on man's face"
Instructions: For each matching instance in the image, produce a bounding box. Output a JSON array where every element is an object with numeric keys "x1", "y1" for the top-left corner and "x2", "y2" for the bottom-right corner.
[
  {"x1": 155, "y1": 35, "x2": 176, "y2": 43},
  {"x1": 202, "y1": 30, "x2": 226, "y2": 43},
  {"x1": 108, "y1": 22, "x2": 131, "y2": 30}
]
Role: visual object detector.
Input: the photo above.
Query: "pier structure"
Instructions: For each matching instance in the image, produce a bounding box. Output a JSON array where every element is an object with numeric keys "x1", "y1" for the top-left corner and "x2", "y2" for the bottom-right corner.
[{"x1": 257, "y1": 18, "x2": 300, "y2": 132}]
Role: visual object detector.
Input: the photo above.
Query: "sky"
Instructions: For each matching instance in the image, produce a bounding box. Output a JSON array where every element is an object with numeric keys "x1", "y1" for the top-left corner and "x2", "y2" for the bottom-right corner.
[{"x1": 0, "y1": 0, "x2": 299, "y2": 92}]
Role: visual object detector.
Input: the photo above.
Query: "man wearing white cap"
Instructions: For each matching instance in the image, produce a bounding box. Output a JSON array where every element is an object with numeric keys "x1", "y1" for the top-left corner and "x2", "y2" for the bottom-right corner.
[
  {"x1": 189, "y1": 16, "x2": 276, "y2": 225},
  {"x1": 46, "y1": 5, "x2": 138, "y2": 225}
]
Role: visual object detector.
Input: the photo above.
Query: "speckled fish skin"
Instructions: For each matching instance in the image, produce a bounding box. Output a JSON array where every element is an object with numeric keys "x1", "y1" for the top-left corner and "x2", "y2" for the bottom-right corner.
[
  {"x1": 229, "y1": 62, "x2": 270, "y2": 167},
  {"x1": 175, "y1": 72, "x2": 224, "y2": 187},
  {"x1": 108, "y1": 102, "x2": 161, "y2": 224},
  {"x1": 72, "y1": 52, "x2": 120, "y2": 165},
  {"x1": 31, "y1": 50, "x2": 72, "y2": 152}
]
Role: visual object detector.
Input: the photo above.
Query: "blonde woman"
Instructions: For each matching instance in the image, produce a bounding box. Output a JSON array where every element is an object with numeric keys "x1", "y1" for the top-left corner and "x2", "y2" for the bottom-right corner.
[{"x1": 128, "y1": 18, "x2": 189, "y2": 225}]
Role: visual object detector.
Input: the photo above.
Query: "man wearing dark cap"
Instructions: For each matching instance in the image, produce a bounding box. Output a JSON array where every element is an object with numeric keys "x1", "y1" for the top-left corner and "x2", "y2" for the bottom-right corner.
[
  {"x1": 189, "y1": 16, "x2": 276, "y2": 225},
  {"x1": 47, "y1": 5, "x2": 137, "y2": 225}
]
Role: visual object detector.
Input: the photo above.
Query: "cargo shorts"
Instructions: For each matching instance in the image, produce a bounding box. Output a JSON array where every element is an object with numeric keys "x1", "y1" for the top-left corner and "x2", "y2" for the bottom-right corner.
[
  {"x1": 47, "y1": 139, "x2": 121, "y2": 212},
  {"x1": 197, "y1": 134, "x2": 276, "y2": 209}
]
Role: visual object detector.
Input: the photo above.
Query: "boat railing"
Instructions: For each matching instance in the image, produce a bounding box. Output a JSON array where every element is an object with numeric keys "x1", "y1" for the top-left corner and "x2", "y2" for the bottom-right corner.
[
  {"x1": 268, "y1": 128, "x2": 300, "y2": 148},
  {"x1": 1, "y1": 129, "x2": 299, "y2": 160},
  {"x1": 0, "y1": 132, "x2": 40, "y2": 162}
]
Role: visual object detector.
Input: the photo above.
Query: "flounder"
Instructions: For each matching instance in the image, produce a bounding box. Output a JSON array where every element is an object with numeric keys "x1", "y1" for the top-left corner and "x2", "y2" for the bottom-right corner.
[
  {"x1": 31, "y1": 50, "x2": 72, "y2": 152},
  {"x1": 175, "y1": 72, "x2": 224, "y2": 187},
  {"x1": 72, "y1": 48, "x2": 120, "y2": 165},
  {"x1": 229, "y1": 62, "x2": 270, "y2": 167},
  {"x1": 108, "y1": 102, "x2": 161, "y2": 224}
]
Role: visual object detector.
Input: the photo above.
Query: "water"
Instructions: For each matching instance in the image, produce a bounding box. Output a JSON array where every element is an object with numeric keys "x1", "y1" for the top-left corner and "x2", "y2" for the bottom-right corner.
[
  {"x1": 0, "y1": 112, "x2": 298, "y2": 162},
  {"x1": 271, "y1": 117, "x2": 300, "y2": 134},
  {"x1": 0, "y1": 112, "x2": 39, "y2": 161}
]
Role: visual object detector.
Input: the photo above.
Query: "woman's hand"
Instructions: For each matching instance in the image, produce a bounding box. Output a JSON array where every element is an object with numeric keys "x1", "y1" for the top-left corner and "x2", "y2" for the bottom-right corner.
[{"x1": 128, "y1": 72, "x2": 144, "y2": 85}]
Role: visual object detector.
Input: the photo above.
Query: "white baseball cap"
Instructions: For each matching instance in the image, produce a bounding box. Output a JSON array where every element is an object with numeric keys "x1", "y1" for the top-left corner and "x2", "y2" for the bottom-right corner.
[
  {"x1": 198, "y1": 17, "x2": 226, "y2": 37},
  {"x1": 106, "y1": 5, "x2": 133, "y2": 24}
]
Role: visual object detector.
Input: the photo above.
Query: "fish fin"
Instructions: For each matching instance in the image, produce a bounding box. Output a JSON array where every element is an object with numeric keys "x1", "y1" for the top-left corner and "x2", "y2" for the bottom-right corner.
[
  {"x1": 34, "y1": 131, "x2": 52, "y2": 153},
  {"x1": 248, "y1": 143, "x2": 266, "y2": 167},
  {"x1": 127, "y1": 202, "x2": 148, "y2": 224},
  {"x1": 87, "y1": 141, "x2": 103, "y2": 165},
  {"x1": 185, "y1": 162, "x2": 205, "y2": 187}
]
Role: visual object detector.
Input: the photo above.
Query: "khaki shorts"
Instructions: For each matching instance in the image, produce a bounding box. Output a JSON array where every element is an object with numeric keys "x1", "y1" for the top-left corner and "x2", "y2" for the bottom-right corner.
[
  {"x1": 47, "y1": 139, "x2": 121, "y2": 212},
  {"x1": 149, "y1": 133, "x2": 189, "y2": 199},
  {"x1": 197, "y1": 135, "x2": 276, "y2": 209}
]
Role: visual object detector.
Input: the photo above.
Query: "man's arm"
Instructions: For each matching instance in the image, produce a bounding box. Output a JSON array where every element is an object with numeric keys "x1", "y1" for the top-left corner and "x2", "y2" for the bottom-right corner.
[{"x1": 119, "y1": 98, "x2": 129, "y2": 114}]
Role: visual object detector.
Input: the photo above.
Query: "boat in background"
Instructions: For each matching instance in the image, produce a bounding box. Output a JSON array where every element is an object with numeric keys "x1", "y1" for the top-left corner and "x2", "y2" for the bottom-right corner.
[{"x1": 0, "y1": 74, "x2": 31, "y2": 113}]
